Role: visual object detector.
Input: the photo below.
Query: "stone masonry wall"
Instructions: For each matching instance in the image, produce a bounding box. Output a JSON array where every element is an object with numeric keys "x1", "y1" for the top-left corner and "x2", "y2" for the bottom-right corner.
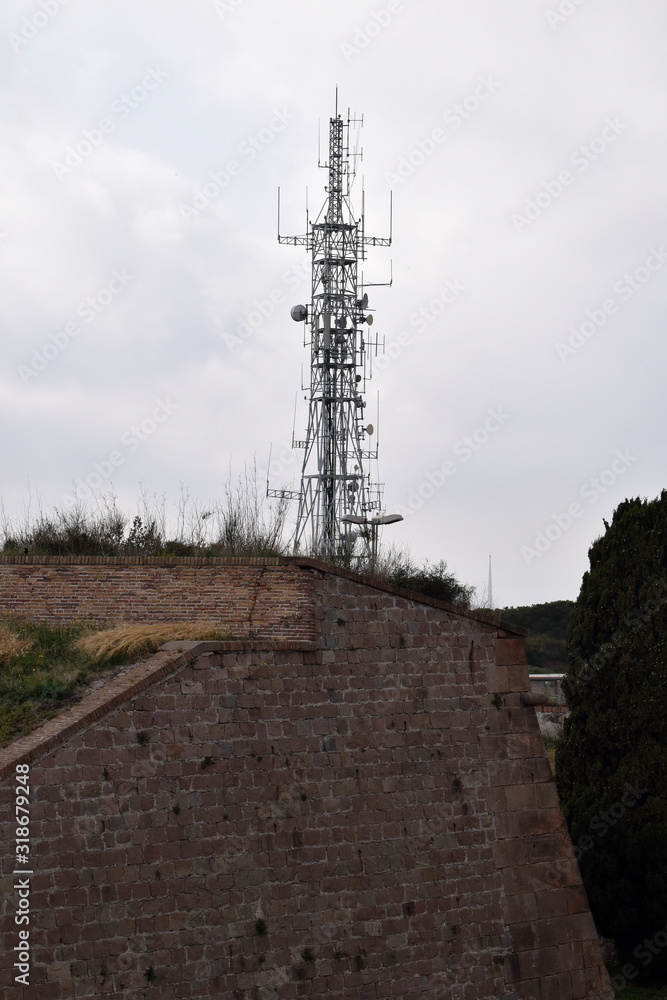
[
  {"x1": 314, "y1": 570, "x2": 612, "y2": 1000},
  {"x1": 0, "y1": 562, "x2": 613, "y2": 999}
]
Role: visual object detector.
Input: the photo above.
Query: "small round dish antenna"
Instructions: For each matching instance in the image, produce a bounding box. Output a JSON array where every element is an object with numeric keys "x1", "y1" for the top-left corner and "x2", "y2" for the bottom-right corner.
[{"x1": 290, "y1": 304, "x2": 307, "y2": 322}]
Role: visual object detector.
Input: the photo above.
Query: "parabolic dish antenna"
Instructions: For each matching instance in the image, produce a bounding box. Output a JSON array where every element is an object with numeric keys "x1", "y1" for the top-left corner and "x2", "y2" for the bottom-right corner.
[{"x1": 290, "y1": 304, "x2": 307, "y2": 322}]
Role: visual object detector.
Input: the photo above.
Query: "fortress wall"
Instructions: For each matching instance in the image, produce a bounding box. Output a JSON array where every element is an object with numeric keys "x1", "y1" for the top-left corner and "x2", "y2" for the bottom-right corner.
[{"x1": 0, "y1": 560, "x2": 613, "y2": 999}]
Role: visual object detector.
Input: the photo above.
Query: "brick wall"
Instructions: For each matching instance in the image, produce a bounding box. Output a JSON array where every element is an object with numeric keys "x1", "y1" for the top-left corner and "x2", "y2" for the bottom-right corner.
[
  {"x1": 0, "y1": 561, "x2": 613, "y2": 999},
  {"x1": 0, "y1": 557, "x2": 315, "y2": 641}
]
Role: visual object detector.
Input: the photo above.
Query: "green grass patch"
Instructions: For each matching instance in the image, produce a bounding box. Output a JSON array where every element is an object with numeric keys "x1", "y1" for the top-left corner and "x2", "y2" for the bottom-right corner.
[
  {"x1": 0, "y1": 615, "x2": 101, "y2": 746},
  {"x1": 0, "y1": 617, "x2": 236, "y2": 747}
]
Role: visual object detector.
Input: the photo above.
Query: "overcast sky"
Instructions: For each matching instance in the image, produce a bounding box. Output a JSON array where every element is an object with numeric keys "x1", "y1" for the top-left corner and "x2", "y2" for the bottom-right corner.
[{"x1": 1, "y1": 0, "x2": 666, "y2": 608}]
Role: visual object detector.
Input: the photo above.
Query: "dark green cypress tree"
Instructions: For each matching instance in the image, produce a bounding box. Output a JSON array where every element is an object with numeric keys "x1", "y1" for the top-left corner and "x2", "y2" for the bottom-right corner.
[{"x1": 556, "y1": 492, "x2": 667, "y2": 985}]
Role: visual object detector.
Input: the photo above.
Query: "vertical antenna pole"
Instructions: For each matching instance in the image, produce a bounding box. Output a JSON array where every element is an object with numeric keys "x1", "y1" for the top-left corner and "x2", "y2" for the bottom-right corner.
[
  {"x1": 291, "y1": 394, "x2": 298, "y2": 448},
  {"x1": 361, "y1": 186, "x2": 366, "y2": 261},
  {"x1": 267, "y1": 443, "x2": 273, "y2": 495}
]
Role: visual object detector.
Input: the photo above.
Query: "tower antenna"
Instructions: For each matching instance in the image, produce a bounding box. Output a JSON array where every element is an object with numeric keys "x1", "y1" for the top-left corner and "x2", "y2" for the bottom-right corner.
[{"x1": 272, "y1": 100, "x2": 393, "y2": 562}]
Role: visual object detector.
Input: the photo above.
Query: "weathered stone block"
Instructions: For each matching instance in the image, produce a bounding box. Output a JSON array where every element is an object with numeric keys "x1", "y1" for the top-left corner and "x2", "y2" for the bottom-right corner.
[{"x1": 494, "y1": 637, "x2": 527, "y2": 666}]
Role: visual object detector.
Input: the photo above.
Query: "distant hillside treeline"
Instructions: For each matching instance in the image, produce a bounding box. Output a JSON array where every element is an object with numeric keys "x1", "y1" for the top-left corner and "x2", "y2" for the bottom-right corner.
[{"x1": 498, "y1": 600, "x2": 575, "y2": 672}]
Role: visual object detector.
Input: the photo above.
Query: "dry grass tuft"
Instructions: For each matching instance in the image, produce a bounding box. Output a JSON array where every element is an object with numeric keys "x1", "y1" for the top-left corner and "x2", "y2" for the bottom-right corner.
[
  {"x1": 0, "y1": 626, "x2": 33, "y2": 662},
  {"x1": 75, "y1": 622, "x2": 230, "y2": 664}
]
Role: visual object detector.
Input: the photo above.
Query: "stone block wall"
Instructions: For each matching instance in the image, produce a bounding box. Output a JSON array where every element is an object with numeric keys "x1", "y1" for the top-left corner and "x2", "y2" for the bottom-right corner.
[{"x1": 0, "y1": 559, "x2": 613, "y2": 999}]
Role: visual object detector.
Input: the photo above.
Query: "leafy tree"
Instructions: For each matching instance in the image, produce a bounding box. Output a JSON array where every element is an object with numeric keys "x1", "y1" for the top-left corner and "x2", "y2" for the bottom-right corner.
[
  {"x1": 501, "y1": 599, "x2": 574, "y2": 640},
  {"x1": 524, "y1": 633, "x2": 567, "y2": 671},
  {"x1": 500, "y1": 600, "x2": 575, "y2": 671},
  {"x1": 556, "y1": 492, "x2": 667, "y2": 984}
]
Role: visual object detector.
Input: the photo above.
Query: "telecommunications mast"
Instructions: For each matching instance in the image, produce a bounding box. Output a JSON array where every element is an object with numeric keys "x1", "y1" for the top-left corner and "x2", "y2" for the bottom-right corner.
[{"x1": 271, "y1": 98, "x2": 395, "y2": 562}]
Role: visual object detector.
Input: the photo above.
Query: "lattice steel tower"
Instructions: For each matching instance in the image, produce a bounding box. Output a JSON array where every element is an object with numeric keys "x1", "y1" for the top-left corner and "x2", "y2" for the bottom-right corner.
[{"x1": 273, "y1": 102, "x2": 392, "y2": 561}]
